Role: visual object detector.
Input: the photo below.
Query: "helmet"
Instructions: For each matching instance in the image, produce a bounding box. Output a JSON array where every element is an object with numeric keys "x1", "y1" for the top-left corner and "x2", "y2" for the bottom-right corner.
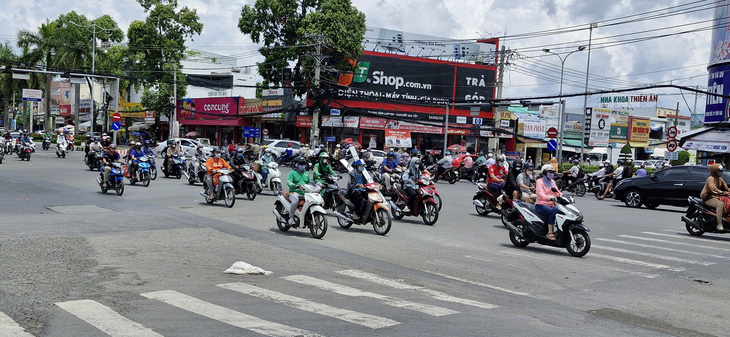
[
  {"x1": 412, "y1": 148, "x2": 419, "y2": 154},
  {"x1": 445, "y1": 150, "x2": 451, "y2": 155},
  {"x1": 261, "y1": 145, "x2": 268, "y2": 149},
  {"x1": 109, "y1": 144, "x2": 117, "y2": 149},
  {"x1": 319, "y1": 152, "x2": 330, "y2": 159},
  {"x1": 572, "y1": 159, "x2": 579, "y2": 165},
  {"x1": 496, "y1": 154, "x2": 506, "y2": 162},
  {"x1": 512, "y1": 161, "x2": 523, "y2": 171},
  {"x1": 487, "y1": 153, "x2": 494, "y2": 158},
  {"x1": 94, "y1": 137, "x2": 100, "y2": 142},
  {"x1": 353, "y1": 159, "x2": 365, "y2": 166},
  {"x1": 144, "y1": 140, "x2": 150, "y2": 144},
  {"x1": 167, "y1": 139, "x2": 174, "y2": 146},
  {"x1": 617, "y1": 159, "x2": 625, "y2": 165},
  {"x1": 236, "y1": 147, "x2": 244, "y2": 153},
  {"x1": 524, "y1": 161, "x2": 534, "y2": 170},
  {"x1": 387, "y1": 151, "x2": 395, "y2": 157},
  {"x1": 319, "y1": 144, "x2": 325, "y2": 148},
  {"x1": 336, "y1": 144, "x2": 341, "y2": 148},
  {"x1": 287, "y1": 143, "x2": 291, "y2": 147},
  {"x1": 541, "y1": 164, "x2": 556, "y2": 174},
  {"x1": 102, "y1": 133, "x2": 107, "y2": 136},
  {"x1": 212, "y1": 148, "x2": 220, "y2": 153},
  {"x1": 264, "y1": 148, "x2": 272, "y2": 153},
  {"x1": 135, "y1": 142, "x2": 141, "y2": 147}
]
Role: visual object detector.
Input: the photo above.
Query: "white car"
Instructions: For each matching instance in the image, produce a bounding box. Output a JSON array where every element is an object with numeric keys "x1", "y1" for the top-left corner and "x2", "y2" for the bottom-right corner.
[
  {"x1": 154, "y1": 138, "x2": 215, "y2": 157},
  {"x1": 261, "y1": 139, "x2": 302, "y2": 158}
]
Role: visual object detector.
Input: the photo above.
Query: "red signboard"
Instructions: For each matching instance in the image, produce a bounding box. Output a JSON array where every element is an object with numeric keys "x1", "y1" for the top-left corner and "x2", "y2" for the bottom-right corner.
[
  {"x1": 360, "y1": 117, "x2": 388, "y2": 129},
  {"x1": 177, "y1": 97, "x2": 250, "y2": 126},
  {"x1": 296, "y1": 116, "x2": 313, "y2": 127},
  {"x1": 112, "y1": 113, "x2": 121, "y2": 122},
  {"x1": 547, "y1": 127, "x2": 558, "y2": 138}
]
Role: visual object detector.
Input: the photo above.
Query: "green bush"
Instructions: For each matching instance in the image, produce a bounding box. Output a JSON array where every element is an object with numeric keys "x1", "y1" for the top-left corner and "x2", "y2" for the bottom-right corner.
[{"x1": 675, "y1": 150, "x2": 690, "y2": 166}]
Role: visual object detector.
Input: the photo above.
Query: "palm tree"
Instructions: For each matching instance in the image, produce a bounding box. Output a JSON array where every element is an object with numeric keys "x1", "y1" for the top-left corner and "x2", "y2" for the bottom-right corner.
[
  {"x1": 17, "y1": 19, "x2": 58, "y2": 131},
  {"x1": 0, "y1": 43, "x2": 21, "y2": 130}
]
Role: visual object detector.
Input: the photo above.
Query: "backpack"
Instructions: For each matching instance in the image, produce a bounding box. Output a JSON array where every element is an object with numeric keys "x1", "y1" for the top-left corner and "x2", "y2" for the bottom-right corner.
[{"x1": 576, "y1": 167, "x2": 585, "y2": 179}]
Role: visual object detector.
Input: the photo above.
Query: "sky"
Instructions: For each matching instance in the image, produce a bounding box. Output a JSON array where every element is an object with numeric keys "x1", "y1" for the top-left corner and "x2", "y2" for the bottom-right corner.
[{"x1": 0, "y1": 0, "x2": 717, "y2": 116}]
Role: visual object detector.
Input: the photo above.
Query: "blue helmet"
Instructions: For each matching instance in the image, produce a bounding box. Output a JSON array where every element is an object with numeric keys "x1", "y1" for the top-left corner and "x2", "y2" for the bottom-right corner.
[
  {"x1": 387, "y1": 151, "x2": 395, "y2": 157},
  {"x1": 445, "y1": 150, "x2": 451, "y2": 155},
  {"x1": 353, "y1": 159, "x2": 365, "y2": 166}
]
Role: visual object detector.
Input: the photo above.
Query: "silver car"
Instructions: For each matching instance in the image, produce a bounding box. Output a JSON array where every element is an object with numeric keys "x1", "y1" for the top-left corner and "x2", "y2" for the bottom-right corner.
[{"x1": 154, "y1": 138, "x2": 215, "y2": 157}]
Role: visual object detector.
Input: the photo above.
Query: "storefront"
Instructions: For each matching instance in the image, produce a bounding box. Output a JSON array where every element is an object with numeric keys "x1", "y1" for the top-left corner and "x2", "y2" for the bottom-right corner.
[{"x1": 177, "y1": 97, "x2": 253, "y2": 146}]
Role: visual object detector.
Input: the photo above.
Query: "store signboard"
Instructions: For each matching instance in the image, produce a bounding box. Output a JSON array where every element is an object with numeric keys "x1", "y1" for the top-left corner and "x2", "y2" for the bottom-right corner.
[
  {"x1": 321, "y1": 116, "x2": 343, "y2": 127},
  {"x1": 343, "y1": 116, "x2": 360, "y2": 128},
  {"x1": 385, "y1": 129, "x2": 413, "y2": 148}
]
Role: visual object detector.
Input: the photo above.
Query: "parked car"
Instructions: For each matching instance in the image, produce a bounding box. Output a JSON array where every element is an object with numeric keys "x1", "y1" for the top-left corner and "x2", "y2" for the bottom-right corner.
[
  {"x1": 154, "y1": 138, "x2": 215, "y2": 157},
  {"x1": 260, "y1": 139, "x2": 302, "y2": 158},
  {"x1": 613, "y1": 165, "x2": 730, "y2": 209}
]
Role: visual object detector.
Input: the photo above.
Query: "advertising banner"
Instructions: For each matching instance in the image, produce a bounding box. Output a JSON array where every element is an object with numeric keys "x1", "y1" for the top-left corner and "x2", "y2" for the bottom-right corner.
[
  {"x1": 296, "y1": 116, "x2": 313, "y2": 127},
  {"x1": 705, "y1": 63, "x2": 730, "y2": 123},
  {"x1": 177, "y1": 97, "x2": 249, "y2": 126},
  {"x1": 628, "y1": 116, "x2": 651, "y2": 142},
  {"x1": 321, "y1": 116, "x2": 343, "y2": 127},
  {"x1": 609, "y1": 109, "x2": 629, "y2": 143},
  {"x1": 343, "y1": 116, "x2": 360, "y2": 128},
  {"x1": 709, "y1": 2, "x2": 730, "y2": 67},
  {"x1": 589, "y1": 108, "x2": 611, "y2": 147},
  {"x1": 517, "y1": 118, "x2": 546, "y2": 139},
  {"x1": 360, "y1": 117, "x2": 388, "y2": 129},
  {"x1": 385, "y1": 130, "x2": 412, "y2": 148}
]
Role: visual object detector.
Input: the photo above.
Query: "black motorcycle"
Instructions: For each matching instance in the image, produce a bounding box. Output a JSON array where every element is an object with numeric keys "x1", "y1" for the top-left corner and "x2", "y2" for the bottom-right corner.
[
  {"x1": 682, "y1": 196, "x2": 729, "y2": 236},
  {"x1": 42, "y1": 138, "x2": 51, "y2": 150},
  {"x1": 557, "y1": 176, "x2": 587, "y2": 197},
  {"x1": 233, "y1": 163, "x2": 258, "y2": 200},
  {"x1": 321, "y1": 174, "x2": 345, "y2": 210},
  {"x1": 163, "y1": 153, "x2": 186, "y2": 179},
  {"x1": 85, "y1": 149, "x2": 103, "y2": 171}
]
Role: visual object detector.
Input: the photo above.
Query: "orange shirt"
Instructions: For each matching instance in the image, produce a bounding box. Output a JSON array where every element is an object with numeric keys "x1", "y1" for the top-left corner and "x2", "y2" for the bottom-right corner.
[{"x1": 205, "y1": 157, "x2": 231, "y2": 174}]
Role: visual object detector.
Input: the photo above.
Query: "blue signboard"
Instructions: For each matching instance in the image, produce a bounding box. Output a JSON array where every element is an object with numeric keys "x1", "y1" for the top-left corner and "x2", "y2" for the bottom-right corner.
[
  {"x1": 705, "y1": 63, "x2": 730, "y2": 124},
  {"x1": 243, "y1": 127, "x2": 261, "y2": 138},
  {"x1": 547, "y1": 139, "x2": 558, "y2": 152},
  {"x1": 111, "y1": 121, "x2": 121, "y2": 131},
  {"x1": 324, "y1": 136, "x2": 336, "y2": 142}
]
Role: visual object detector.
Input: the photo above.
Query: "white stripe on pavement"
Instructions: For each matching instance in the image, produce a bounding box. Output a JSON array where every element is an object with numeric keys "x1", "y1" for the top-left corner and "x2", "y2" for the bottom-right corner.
[
  {"x1": 420, "y1": 269, "x2": 542, "y2": 299},
  {"x1": 644, "y1": 232, "x2": 730, "y2": 247},
  {"x1": 141, "y1": 290, "x2": 321, "y2": 337},
  {"x1": 0, "y1": 312, "x2": 34, "y2": 337},
  {"x1": 282, "y1": 275, "x2": 463, "y2": 315},
  {"x1": 589, "y1": 253, "x2": 685, "y2": 272},
  {"x1": 593, "y1": 246, "x2": 715, "y2": 266},
  {"x1": 218, "y1": 283, "x2": 399, "y2": 329},
  {"x1": 55, "y1": 300, "x2": 162, "y2": 337},
  {"x1": 596, "y1": 238, "x2": 730, "y2": 260},
  {"x1": 337, "y1": 269, "x2": 502, "y2": 309},
  {"x1": 500, "y1": 250, "x2": 658, "y2": 279},
  {"x1": 618, "y1": 235, "x2": 730, "y2": 252}
]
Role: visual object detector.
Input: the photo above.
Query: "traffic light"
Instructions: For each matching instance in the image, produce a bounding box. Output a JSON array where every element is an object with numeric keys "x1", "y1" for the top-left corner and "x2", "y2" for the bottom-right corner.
[{"x1": 282, "y1": 67, "x2": 292, "y2": 85}]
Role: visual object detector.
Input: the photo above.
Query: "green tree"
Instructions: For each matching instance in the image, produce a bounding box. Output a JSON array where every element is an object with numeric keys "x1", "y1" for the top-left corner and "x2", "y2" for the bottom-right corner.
[
  {"x1": 238, "y1": 0, "x2": 366, "y2": 95},
  {"x1": 676, "y1": 150, "x2": 690, "y2": 166},
  {"x1": 17, "y1": 20, "x2": 58, "y2": 131},
  {"x1": 0, "y1": 43, "x2": 22, "y2": 129},
  {"x1": 127, "y1": 0, "x2": 203, "y2": 138},
  {"x1": 620, "y1": 143, "x2": 632, "y2": 160}
]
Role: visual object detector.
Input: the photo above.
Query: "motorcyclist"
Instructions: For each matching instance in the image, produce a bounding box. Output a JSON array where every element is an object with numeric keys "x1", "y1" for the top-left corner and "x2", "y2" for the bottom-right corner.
[
  {"x1": 401, "y1": 157, "x2": 424, "y2": 214},
  {"x1": 504, "y1": 159, "x2": 524, "y2": 201},
  {"x1": 20, "y1": 132, "x2": 32, "y2": 145},
  {"x1": 487, "y1": 154, "x2": 508, "y2": 197},
  {"x1": 535, "y1": 164, "x2": 562, "y2": 240},
  {"x1": 701, "y1": 163, "x2": 730, "y2": 231},
  {"x1": 101, "y1": 144, "x2": 123, "y2": 188},
  {"x1": 562, "y1": 159, "x2": 582, "y2": 187},
  {"x1": 599, "y1": 159, "x2": 625, "y2": 200},
  {"x1": 313, "y1": 152, "x2": 335, "y2": 184},
  {"x1": 101, "y1": 133, "x2": 111, "y2": 148},
  {"x1": 485, "y1": 152, "x2": 496, "y2": 168},
  {"x1": 128, "y1": 142, "x2": 145, "y2": 178},
  {"x1": 347, "y1": 159, "x2": 368, "y2": 220},
  {"x1": 380, "y1": 151, "x2": 400, "y2": 193},
  {"x1": 56, "y1": 132, "x2": 68, "y2": 150},
  {"x1": 334, "y1": 144, "x2": 343, "y2": 160},
  {"x1": 164, "y1": 139, "x2": 181, "y2": 172},
  {"x1": 205, "y1": 148, "x2": 232, "y2": 200},
  {"x1": 231, "y1": 147, "x2": 250, "y2": 192},
  {"x1": 282, "y1": 143, "x2": 294, "y2": 163},
  {"x1": 259, "y1": 148, "x2": 277, "y2": 184},
  {"x1": 400, "y1": 149, "x2": 410, "y2": 167},
  {"x1": 141, "y1": 140, "x2": 156, "y2": 157},
  {"x1": 517, "y1": 165, "x2": 537, "y2": 203},
  {"x1": 286, "y1": 156, "x2": 311, "y2": 225},
  {"x1": 436, "y1": 150, "x2": 453, "y2": 178}
]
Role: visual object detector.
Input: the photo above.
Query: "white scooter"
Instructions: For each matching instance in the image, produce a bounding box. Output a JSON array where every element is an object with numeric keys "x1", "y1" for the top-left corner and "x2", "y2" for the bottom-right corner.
[
  {"x1": 56, "y1": 141, "x2": 68, "y2": 158},
  {"x1": 254, "y1": 161, "x2": 282, "y2": 194},
  {"x1": 199, "y1": 168, "x2": 236, "y2": 208},
  {"x1": 272, "y1": 183, "x2": 328, "y2": 239}
]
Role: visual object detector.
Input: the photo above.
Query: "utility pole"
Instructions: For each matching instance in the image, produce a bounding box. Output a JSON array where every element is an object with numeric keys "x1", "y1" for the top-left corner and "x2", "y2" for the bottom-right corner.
[
  {"x1": 172, "y1": 64, "x2": 177, "y2": 139},
  {"x1": 580, "y1": 23, "x2": 598, "y2": 163},
  {"x1": 493, "y1": 45, "x2": 508, "y2": 153},
  {"x1": 308, "y1": 34, "x2": 328, "y2": 147}
]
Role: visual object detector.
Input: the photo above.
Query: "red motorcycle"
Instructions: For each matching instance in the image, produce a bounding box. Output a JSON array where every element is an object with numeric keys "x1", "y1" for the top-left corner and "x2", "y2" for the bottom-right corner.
[
  {"x1": 427, "y1": 164, "x2": 458, "y2": 184},
  {"x1": 390, "y1": 176, "x2": 440, "y2": 225},
  {"x1": 421, "y1": 172, "x2": 443, "y2": 211},
  {"x1": 472, "y1": 182, "x2": 499, "y2": 216}
]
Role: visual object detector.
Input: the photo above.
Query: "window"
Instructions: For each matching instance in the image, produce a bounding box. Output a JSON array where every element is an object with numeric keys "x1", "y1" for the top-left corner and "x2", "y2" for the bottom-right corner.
[
  {"x1": 688, "y1": 167, "x2": 709, "y2": 182},
  {"x1": 289, "y1": 143, "x2": 301, "y2": 150},
  {"x1": 654, "y1": 167, "x2": 688, "y2": 181},
  {"x1": 261, "y1": 140, "x2": 275, "y2": 147}
]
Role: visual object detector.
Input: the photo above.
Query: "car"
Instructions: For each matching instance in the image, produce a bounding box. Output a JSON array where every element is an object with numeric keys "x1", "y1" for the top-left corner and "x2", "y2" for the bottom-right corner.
[
  {"x1": 260, "y1": 139, "x2": 302, "y2": 158},
  {"x1": 613, "y1": 165, "x2": 730, "y2": 209},
  {"x1": 154, "y1": 138, "x2": 215, "y2": 157},
  {"x1": 633, "y1": 160, "x2": 645, "y2": 168},
  {"x1": 370, "y1": 149, "x2": 386, "y2": 167}
]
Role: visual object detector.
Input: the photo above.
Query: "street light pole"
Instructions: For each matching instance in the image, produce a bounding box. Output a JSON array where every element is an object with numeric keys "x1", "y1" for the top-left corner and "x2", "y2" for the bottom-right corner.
[
  {"x1": 579, "y1": 23, "x2": 597, "y2": 163},
  {"x1": 543, "y1": 46, "x2": 586, "y2": 162}
]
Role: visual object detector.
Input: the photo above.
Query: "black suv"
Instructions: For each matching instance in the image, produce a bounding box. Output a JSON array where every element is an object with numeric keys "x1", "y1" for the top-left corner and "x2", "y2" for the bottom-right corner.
[{"x1": 613, "y1": 165, "x2": 730, "y2": 209}]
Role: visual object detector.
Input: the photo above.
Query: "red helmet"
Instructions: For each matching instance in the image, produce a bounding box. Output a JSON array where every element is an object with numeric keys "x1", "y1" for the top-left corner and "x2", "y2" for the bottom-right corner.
[{"x1": 287, "y1": 143, "x2": 291, "y2": 146}]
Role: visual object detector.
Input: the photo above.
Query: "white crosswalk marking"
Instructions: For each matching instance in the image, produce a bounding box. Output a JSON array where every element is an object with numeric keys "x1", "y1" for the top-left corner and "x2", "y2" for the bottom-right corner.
[
  {"x1": 618, "y1": 235, "x2": 730, "y2": 252},
  {"x1": 421, "y1": 269, "x2": 539, "y2": 298},
  {"x1": 593, "y1": 246, "x2": 716, "y2": 266},
  {"x1": 596, "y1": 238, "x2": 730, "y2": 260},
  {"x1": 218, "y1": 282, "x2": 399, "y2": 329},
  {"x1": 282, "y1": 275, "x2": 461, "y2": 315},
  {"x1": 589, "y1": 253, "x2": 685, "y2": 272},
  {"x1": 500, "y1": 249, "x2": 659, "y2": 278},
  {"x1": 337, "y1": 270, "x2": 500, "y2": 309},
  {"x1": 55, "y1": 300, "x2": 162, "y2": 337},
  {"x1": 141, "y1": 290, "x2": 321, "y2": 337},
  {"x1": 0, "y1": 312, "x2": 34, "y2": 337},
  {"x1": 644, "y1": 231, "x2": 730, "y2": 247}
]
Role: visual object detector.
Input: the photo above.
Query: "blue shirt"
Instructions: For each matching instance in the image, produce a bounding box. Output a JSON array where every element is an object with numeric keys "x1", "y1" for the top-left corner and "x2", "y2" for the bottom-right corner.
[
  {"x1": 381, "y1": 158, "x2": 398, "y2": 173},
  {"x1": 130, "y1": 149, "x2": 145, "y2": 160},
  {"x1": 636, "y1": 168, "x2": 647, "y2": 178}
]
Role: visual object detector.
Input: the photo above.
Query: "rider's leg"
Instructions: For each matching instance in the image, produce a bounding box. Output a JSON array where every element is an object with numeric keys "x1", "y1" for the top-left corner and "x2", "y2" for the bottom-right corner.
[{"x1": 288, "y1": 194, "x2": 300, "y2": 225}]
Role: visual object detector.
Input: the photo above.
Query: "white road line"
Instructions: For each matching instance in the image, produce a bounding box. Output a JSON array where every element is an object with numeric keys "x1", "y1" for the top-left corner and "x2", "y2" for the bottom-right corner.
[
  {"x1": 419, "y1": 269, "x2": 541, "y2": 299},
  {"x1": 589, "y1": 253, "x2": 685, "y2": 272},
  {"x1": 618, "y1": 235, "x2": 730, "y2": 252},
  {"x1": 141, "y1": 290, "x2": 321, "y2": 337},
  {"x1": 644, "y1": 231, "x2": 730, "y2": 247},
  {"x1": 282, "y1": 275, "x2": 464, "y2": 315},
  {"x1": 55, "y1": 300, "x2": 162, "y2": 337},
  {"x1": 500, "y1": 250, "x2": 658, "y2": 279},
  {"x1": 596, "y1": 238, "x2": 730, "y2": 260},
  {"x1": 337, "y1": 269, "x2": 504, "y2": 308},
  {"x1": 0, "y1": 312, "x2": 34, "y2": 337},
  {"x1": 593, "y1": 246, "x2": 715, "y2": 266},
  {"x1": 218, "y1": 283, "x2": 399, "y2": 329}
]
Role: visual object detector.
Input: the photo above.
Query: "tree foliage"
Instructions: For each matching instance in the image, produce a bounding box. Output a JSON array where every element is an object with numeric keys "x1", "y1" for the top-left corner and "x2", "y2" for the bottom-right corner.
[
  {"x1": 620, "y1": 143, "x2": 632, "y2": 159},
  {"x1": 238, "y1": 0, "x2": 366, "y2": 95}
]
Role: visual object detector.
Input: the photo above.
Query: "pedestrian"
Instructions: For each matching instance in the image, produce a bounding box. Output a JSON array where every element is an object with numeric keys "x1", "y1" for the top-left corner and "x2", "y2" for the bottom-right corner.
[{"x1": 636, "y1": 164, "x2": 647, "y2": 178}]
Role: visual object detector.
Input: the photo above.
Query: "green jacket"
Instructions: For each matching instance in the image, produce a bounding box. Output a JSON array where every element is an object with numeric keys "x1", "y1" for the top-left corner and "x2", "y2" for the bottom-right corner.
[
  {"x1": 287, "y1": 169, "x2": 311, "y2": 195},
  {"x1": 313, "y1": 162, "x2": 335, "y2": 183}
]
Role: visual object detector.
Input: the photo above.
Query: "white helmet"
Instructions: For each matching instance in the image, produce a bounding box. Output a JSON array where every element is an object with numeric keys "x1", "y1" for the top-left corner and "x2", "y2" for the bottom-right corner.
[
  {"x1": 541, "y1": 164, "x2": 556, "y2": 174},
  {"x1": 487, "y1": 153, "x2": 494, "y2": 158}
]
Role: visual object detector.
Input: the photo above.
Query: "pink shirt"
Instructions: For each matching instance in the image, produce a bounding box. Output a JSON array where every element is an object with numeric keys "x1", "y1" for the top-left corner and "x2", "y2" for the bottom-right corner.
[
  {"x1": 463, "y1": 156, "x2": 474, "y2": 169},
  {"x1": 536, "y1": 178, "x2": 562, "y2": 207}
]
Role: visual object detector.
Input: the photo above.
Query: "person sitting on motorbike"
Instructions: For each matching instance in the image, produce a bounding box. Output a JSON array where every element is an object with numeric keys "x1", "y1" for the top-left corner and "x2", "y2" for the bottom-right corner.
[
  {"x1": 230, "y1": 147, "x2": 250, "y2": 191},
  {"x1": 334, "y1": 144, "x2": 343, "y2": 160},
  {"x1": 536, "y1": 164, "x2": 562, "y2": 240},
  {"x1": 313, "y1": 152, "x2": 335, "y2": 185},
  {"x1": 380, "y1": 151, "x2": 400, "y2": 193},
  {"x1": 562, "y1": 159, "x2": 582, "y2": 187},
  {"x1": 260, "y1": 148, "x2": 276, "y2": 184},
  {"x1": 19, "y1": 132, "x2": 31, "y2": 145},
  {"x1": 401, "y1": 157, "x2": 424, "y2": 214},
  {"x1": 286, "y1": 156, "x2": 311, "y2": 225},
  {"x1": 348, "y1": 159, "x2": 368, "y2": 220},
  {"x1": 101, "y1": 144, "x2": 123, "y2": 188},
  {"x1": 227, "y1": 141, "x2": 237, "y2": 158},
  {"x1": 205, "y1": 148, "x2": 232, "y2": 200},
  {"x1": 436, "y1": 150, "x2": 453, "y2": 177},
  {"x1": 164, "y1": 139, "x2": 181, "y2": 172},
  {"x1": 504, "y1": 159, "x2": 524, "y2": 202},
  {"x1": 487, "y1": 155, "x2": 508, "y2": 198},
  {"x1": 518, "y1": 165, "x2": 537, "y2": 203},
  {"x1": 141, "y1": 140, "x2": 156, "y2": 157},
  {"x1": 128, "y1": 142, "x2": 145, "y2": 177},
  {"x1": 599, "y1": 159, "x2": 625, "y2": 200},
  {"x1": 485, "y1": 153, "x2": 496, "y2": 168},
  {"x1": 281, "y1": 143, "x2": 294, "y2": 163},
  {"x1": 701, "y1": 163, "x2": 730, "y2": 231},
  {"x1": 462, "y1": 152, "x2": 474, "y2": 171},
  {"x1": 400, "y1": 149, "x2": 410, "y2": 167},
  {"x1": 56, "y1": 132, "x2": 68, "y2": 149}
]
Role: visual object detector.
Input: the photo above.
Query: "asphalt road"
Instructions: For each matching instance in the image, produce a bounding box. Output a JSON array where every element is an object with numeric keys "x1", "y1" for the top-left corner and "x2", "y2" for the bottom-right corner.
[{"x1": 0, "y1": 149, "x2": 728, "y2": 337}]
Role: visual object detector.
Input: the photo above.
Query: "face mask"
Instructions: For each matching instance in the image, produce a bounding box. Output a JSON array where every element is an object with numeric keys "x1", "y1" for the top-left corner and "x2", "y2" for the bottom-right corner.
[
  {"x1": 546, "y1": 172, "x2": 555, "y2": 180},
  {"x1": 358, "y1": 166, "x2": 365, "y2": 172},
  {"x1": 237, "y1": 153, "x2": 243, "y2": 158},
  {"x1": 296, "y1": 164, "x2": 306, "y2": 171},
  {"x1": 215, "y1": 153, "x2": 221, "y2": 158}
]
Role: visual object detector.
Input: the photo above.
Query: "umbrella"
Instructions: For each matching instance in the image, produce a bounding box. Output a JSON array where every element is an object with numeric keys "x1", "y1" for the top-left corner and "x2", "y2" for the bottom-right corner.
[
  {"x1": 185, "y1": 131, "x2": 197, "y2": 138},
  {"x1": 447, "y1": 144, "x2": 466, "y2": 153},
  {"x1": 341, "y1": 138, "x2": 362, "y2": 149}
]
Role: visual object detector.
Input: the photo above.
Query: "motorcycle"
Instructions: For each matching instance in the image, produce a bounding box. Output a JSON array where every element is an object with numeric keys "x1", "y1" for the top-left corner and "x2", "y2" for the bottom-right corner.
[
  {"x1": 254, "y1": 161, "x2": 283, "y2": 195},
  {"x1": 682, "y1": 196, "x2": 730, "y2": 236},
  {"x1": 272, "y1": 183, "x2": 328, "y2": 239},
  {"x1": 56, "y1": 141, "x2": 68, "y2": 158},
  {"x1": 472, "y1": 182, "x2": 500, "y2": 216},
  {"x1": 332, "y1": 182, "x2": 392, "y2": 235},
  {"x1": 593, "y1": 176, "x2": 614, "y2": 200},
  {"x1": 4, "y1": 140, "x2": 14, "y2": 154},
  {"x1": 427, "y1": 164, "x2": 458, "y2": 184},
  {"x1": 148, "y1": 156, "x2": 158, "y2": 180},
  {"x1": 163, "y1": 153, "x2": 186, "y2": 179},
  {"x1": 558, "y1": 176, "x2": 587, "y2": 197},
  {"x1": 0, "y1": 146, "x2": 4, "y2": 164},
  {"x1": 389, "y1": 176, "x2": 440, "y2": 225},
  {"x1": 234, "y1": 163, "x2": 259, "y2": 200},
  {"x1": 42, "y1": 138, "x2": 51, "y2": 150},
  {"x1": 85, "y1": 149, "x2": 103, "y2": 171},
  {"x1": 199, "y1": 168, "x2": 236, "y2": 208},
  {"x1": 471, "y1": 164, "x2": 490, "y2": 183},
  {"x1": 128, "y1": 156, "x2": 152, "y2": 187},
  {"x1": 184, "y1": 153, "x2": 207, "y2": 185},
  {"x1": 97, "y1": 162, "x2": 125, "y2": 196},
  {"x1": 420, "y1": 172, "x2": 443, "y2": 211},
  {"x1": 321, "y1": 174, "x2": 345, "y2": 210},
  {"x1": 504, "y1": 194, "x2": 591, "y2": 257},
  {"x1": 17, "y1": 142, "x2": 32, "y2": 161}
]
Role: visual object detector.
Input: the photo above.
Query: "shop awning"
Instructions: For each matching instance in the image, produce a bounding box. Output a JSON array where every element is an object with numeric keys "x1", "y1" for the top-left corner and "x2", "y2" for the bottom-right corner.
[
  {"x1": 650, "y1": 123, "x2": 664, "y2": 131},
  {"x1": 589, "y1": 147, "x2": 607, "y2": 155},
  {"x1": 517, "y1": 137, "x2": 546, "y2": 148},
  {"x1": 629, "y1": 141, "x2": 649, "y2": 148},
  {"x1": 562, "y1": 139, "x2": 585, "y2": 147},
  {"x1": 679, "y1": 127, "x2": 730, "y2": 153},
  {"x1": 652, "y1": 147, "x2": 666, "y2": 158}
]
